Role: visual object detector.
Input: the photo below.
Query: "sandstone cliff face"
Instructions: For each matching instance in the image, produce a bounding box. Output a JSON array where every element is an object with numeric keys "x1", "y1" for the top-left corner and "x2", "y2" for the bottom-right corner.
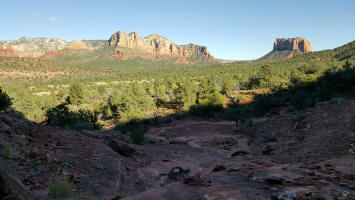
[
  {"x1": 0, "y1": 37, "x2": 68, "y2": 57},
  {"x1": 0, "y1": 38, "x2": 104, "y2": 57},
  {"x1": 273, "y1": 37, "x2": 312, "y2": 53},
  {"x1": 0, "y1": 44, "x2": 18, "y2": 57},
  {"x1": 108, "y1": 30, "x2": 213, "y2": 60}
]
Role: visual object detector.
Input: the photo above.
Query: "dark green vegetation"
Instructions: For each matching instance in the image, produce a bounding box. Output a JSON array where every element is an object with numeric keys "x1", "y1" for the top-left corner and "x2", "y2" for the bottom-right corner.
[
  {"x1": 49, "y1": 179, "x2": 73, "y2": 199},
  {"x1": 0, "y1": 41, "x2": 354, "y2": 144},
  {"x1": 0, "y1": 87, "x2": 12, "y2": 111}
]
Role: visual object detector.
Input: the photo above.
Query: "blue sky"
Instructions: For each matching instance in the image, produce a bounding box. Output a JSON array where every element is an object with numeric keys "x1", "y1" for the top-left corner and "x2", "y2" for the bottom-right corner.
[{"x1": 1, "y1": 0, "x2": 354, "y2": 60}]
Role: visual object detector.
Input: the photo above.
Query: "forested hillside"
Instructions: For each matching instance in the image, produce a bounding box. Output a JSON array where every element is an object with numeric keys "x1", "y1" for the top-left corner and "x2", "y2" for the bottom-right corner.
[{"x1": 1, "y1": 41, "x2": 354, "y2": 130}]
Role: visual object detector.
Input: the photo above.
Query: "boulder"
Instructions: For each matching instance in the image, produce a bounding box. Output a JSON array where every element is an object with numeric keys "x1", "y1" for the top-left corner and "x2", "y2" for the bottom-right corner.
[
  {"x1": 0, "y1": 158, "x2": 37, "y2": 200},
  {"x1": 106, "y1": 139, "x2": 136, "y2": 157}
]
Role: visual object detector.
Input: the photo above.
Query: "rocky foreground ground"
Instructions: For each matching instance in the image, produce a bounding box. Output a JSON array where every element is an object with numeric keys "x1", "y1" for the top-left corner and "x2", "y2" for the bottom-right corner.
[{"x1": 1, "y1": 100, "x2": 354, "y2": 200}]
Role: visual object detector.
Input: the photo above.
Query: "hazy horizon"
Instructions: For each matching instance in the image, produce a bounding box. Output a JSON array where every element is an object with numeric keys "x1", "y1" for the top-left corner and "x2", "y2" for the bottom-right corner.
[{"x1": 1, "y1": 0, "x2": 354, "y2": 60}]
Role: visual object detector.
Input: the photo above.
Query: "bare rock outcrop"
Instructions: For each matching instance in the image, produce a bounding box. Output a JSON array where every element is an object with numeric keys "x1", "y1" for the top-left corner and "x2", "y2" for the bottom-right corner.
[
  {"x1": 0, "y1": 37, "x2": 68, "y2": 57},
  {"x1": 65, "y1": 40, "x2": 91, "y2": 50},
  {"x1": 0, "y1": 44, "x2": 18, "y2": 57},
  {"x1": 108, "y1": 30, "x2": 214, "y2": 61},
  {"x1": 273, "y1": 37, "x2": 312, "y2": 53}
]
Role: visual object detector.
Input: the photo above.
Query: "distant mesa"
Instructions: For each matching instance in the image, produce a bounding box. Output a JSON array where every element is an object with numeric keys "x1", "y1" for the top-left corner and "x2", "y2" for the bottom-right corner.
[
  {"x1": 258, "y1": 37, "x2": 312, "y2": 61},
  {"x1": 273, "y1": 37, "x2": 312, "y2": 53}
]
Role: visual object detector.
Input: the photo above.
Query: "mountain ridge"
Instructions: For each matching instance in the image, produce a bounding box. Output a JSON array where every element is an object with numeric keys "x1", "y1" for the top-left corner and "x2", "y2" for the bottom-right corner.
[{"x1": 0, "y1": 30, "x2": 214, "y2": 63}]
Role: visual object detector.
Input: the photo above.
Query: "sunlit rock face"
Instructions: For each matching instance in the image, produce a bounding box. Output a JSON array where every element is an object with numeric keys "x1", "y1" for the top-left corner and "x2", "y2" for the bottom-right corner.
[
  {"x1": 273, "y1": 37, "x2": 312, "y2": 53},
  {"x1": 108, "y1": 30, "x2": 214, "y2": 61}
]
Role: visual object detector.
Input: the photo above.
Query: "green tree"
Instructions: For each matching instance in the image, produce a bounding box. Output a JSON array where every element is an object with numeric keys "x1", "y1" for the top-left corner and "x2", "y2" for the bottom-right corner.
[
  {"x1": 197, "y1": 78, "x2": 216, "y2": 102},
  {"x1": 108, "y1": 84, "x2": 155, "y2": 122},
  {"x1": 174, "y1": 80, "x2": 197, "y2": 110},
  {"x1": 67, "y1": 82, "x2": 85, "y2": 105},
  {"x1": 247, "y1": 65, "x2": 273, "y2": 89}
]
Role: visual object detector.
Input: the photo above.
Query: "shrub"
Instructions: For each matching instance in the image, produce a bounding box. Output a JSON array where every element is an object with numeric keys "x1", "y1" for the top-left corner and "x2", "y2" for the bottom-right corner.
[
  {"x1": 49, "y1": 179, "x2": 73, "y2": 199},
  {"x1": 130, "y1": 125, "x2": 145, "y2": 145},
  {"x1": 0, "y1": 87, "x2": 12, "y2": 111},
  {"x1": 119, "y1": 120, "x2": 146, "y2": 145},
  {"x1": 1, "y1": 144, "x2": 13, "y2": 158},
  {"x1": 45, "y1": 104, "x2": 100, "y2": 130},
  {"x1": 191, "y1": 93, "x2": 226, "y2": 117},
  {"x1": 254, "y1": 94, "x2": 275, "y2": 116},
  {"x1": 289, "y1": 90, "x2": 315, "y2": 110}
]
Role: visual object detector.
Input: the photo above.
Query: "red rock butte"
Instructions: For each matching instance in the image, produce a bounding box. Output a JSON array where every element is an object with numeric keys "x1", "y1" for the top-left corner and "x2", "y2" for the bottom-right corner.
[{"x1": 273, "y1": 37, "x2": 312, "y2": 53}]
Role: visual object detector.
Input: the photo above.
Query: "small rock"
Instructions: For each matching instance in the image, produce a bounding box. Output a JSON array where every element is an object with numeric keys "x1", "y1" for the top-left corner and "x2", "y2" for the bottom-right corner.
[
  {"x1": 218, "y1": 137, "x2": 236, "y2": 145},
  {"x1": 169, "y1": 137, "x2": 189, "y2": 144},
  {"x1": 70, "y1": 174, "x2": 80, "y2": 184},
  {"x1": 264, "y1": 174, "x2": 284, "y2": 184},
  {"x1": 277, "y1": 191, "x2": 297, "y2": 200},
  {"x1": 231, "y1": 150, "x2": 248, "y2": 156},
  {"x1": 212, "y1": 165, "x2": 226, "y2": 172},
  {"x1": 262, "y1": 145, "x2": 275, "y2": 155},
  {"x1": 160, "y1": 176, "x2": 172, "y2": 186},
  {"x1": 29, "y1": 147, "x2": 40, "y2": 158},
  {"x1": 111, "y1": 195, "x2": 123, "y2": 200},
  {"x1": 183, "y1": 173, "x2": 211, "y2": 187},
  {"x1": 307, "y1": 164, "x2": 321, "y2": 170},
  {"x1": 308, "y1": 171, "x2": 315, "y2": 176}
]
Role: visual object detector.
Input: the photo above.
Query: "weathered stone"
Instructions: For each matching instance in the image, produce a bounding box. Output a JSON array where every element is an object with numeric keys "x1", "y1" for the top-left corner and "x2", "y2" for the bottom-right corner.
[{"x1": 264, "y1": 174, "x2": 284, "y2": 184}]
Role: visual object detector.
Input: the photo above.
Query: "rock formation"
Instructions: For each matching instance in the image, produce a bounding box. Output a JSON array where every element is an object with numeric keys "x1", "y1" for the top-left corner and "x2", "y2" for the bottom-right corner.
[
  {"x1": 0, "y1": 31, "x2": 214, "y2": 63},
  {"x1": 0, "y1": 44, "x2": 17, "y2": 57},
  {"x1": 0, "y1": 37, "x2": 68, "y2": 57},
  {"x1": 0, "y1": 38, "x2": 103, "y2": 57},
  {"x1": 108, "y1": 30, "x2": 214, "y2": 61},
  {"x1": 65, "y1": 40, "x2": 91, "y2": 50},
  {"x1": 273, "y1": 37, "x2": 312, "y2": 53}
]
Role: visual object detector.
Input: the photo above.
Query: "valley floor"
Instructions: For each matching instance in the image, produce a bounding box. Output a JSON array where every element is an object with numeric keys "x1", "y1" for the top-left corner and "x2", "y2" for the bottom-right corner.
[{"x1": 1, "y1": 99, "x2": 355, "y2": 200}]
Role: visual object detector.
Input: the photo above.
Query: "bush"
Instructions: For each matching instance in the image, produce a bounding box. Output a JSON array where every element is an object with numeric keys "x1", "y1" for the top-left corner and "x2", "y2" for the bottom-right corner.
[
  {"x1": 45, "y1": 104, "x2": 100, "y2": 130},
  {"x1": 130, "y1": 125, "x2": 145, "y2": 145},
  {"x1": 49, "y1": 179, "x2": 73, "y2": 199},
  {"x1": 1, "y1": 144, "x2": 13, "y2": 158},
  {"x1": 254, "y1": 94, "x2": 275, "y2": 116},
  {"x1": 0, "y1": 87, "x2": 12, "y2": 111},
  {"x1": 118, "y1": 120, "x2": 146, "y2": 145},
  {"x1": 190, "y1": 93, "x2": 226, "y2": 117}
]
